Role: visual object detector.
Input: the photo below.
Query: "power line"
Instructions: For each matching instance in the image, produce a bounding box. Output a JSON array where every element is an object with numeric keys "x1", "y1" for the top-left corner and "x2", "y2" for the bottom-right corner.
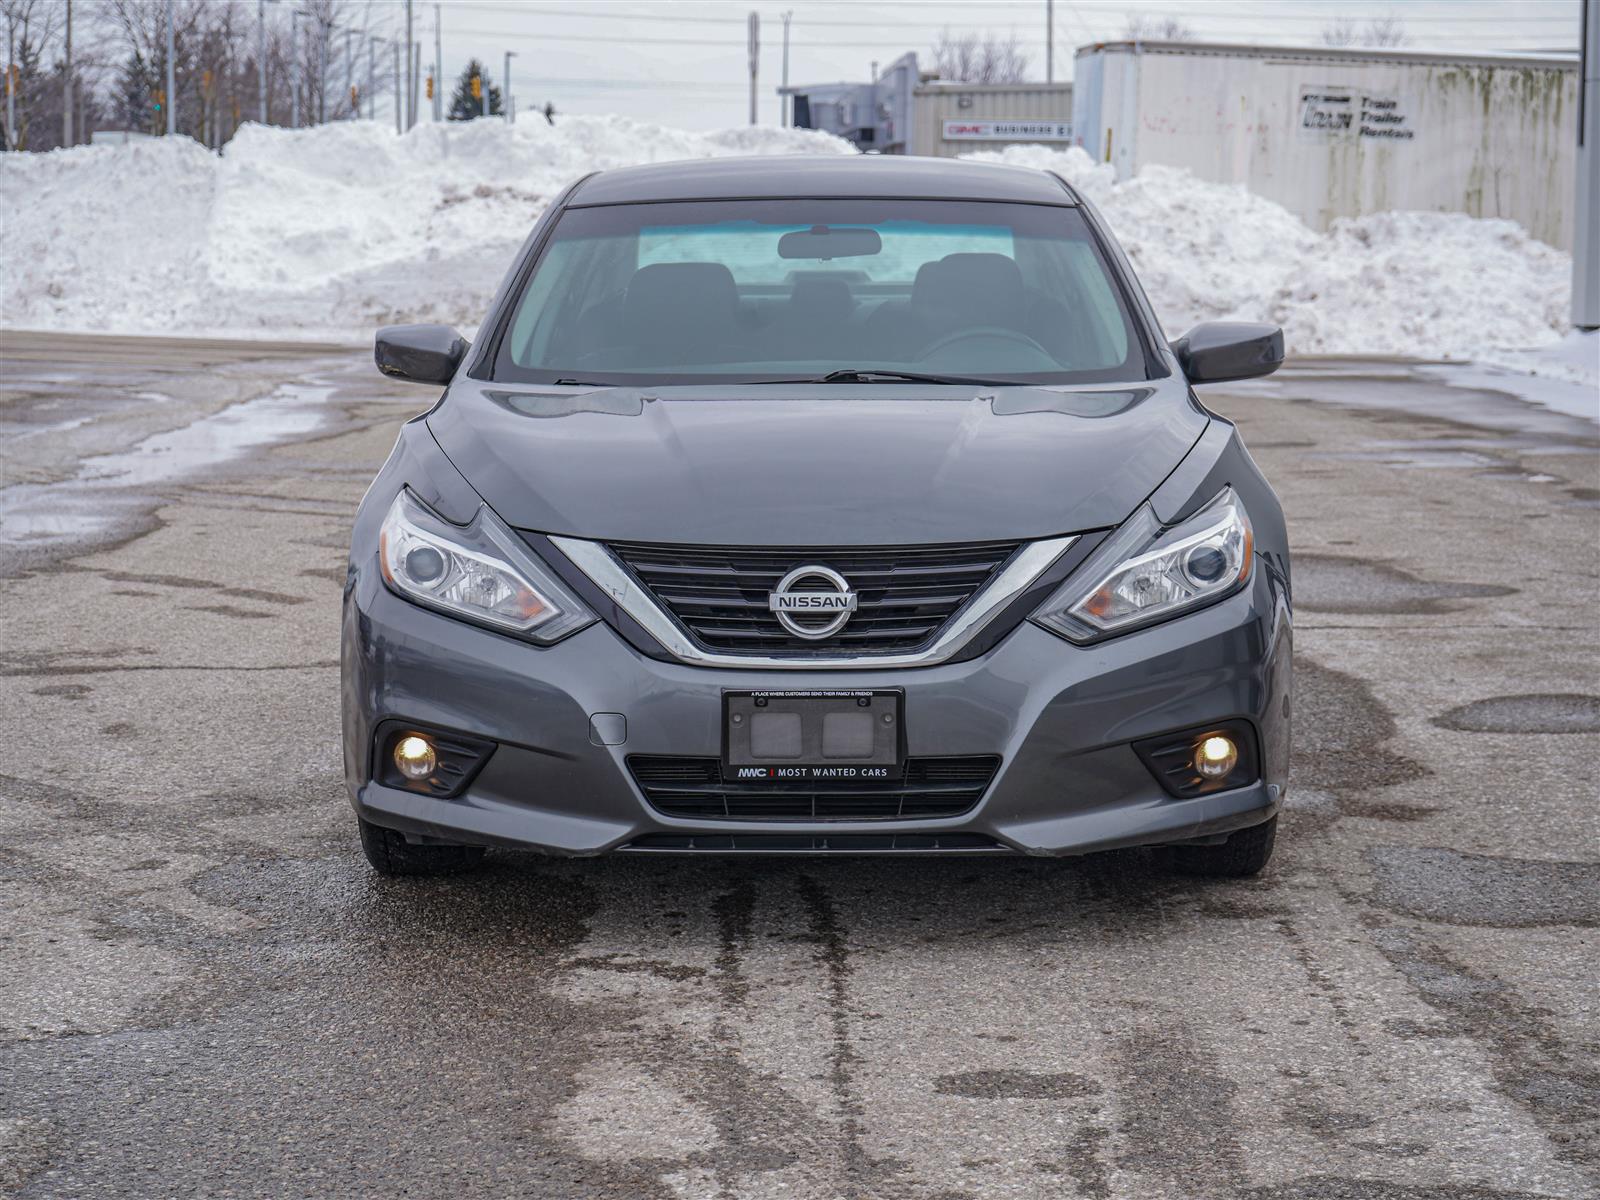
[
  {"x1": 452, "y1": 2, "x2": 1575, "y2": 27},
  {"x1": 439, "y1": 32, "x2": 1577, "y2": 57},
  {"x1": 439, "y1": 22, "x2": 1042, "y2": 49},
  {"x1": 434, "y1": 21, "x2": 1573, "y2": 52}
]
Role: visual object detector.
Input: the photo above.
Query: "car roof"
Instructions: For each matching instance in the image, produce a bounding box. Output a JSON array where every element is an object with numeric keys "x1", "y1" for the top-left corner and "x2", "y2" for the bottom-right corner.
[{"x1": 566, "y1": 155, "x2": 1078, "y2": 207}]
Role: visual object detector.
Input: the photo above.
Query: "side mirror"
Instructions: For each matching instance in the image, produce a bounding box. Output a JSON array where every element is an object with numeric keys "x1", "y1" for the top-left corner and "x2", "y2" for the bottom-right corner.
[
  {"x1": 375, "y1": 324, "x2": 469, "y2": 385},
  {"x1": 1172, "y1": 322, "x2": 1284, "y2": 385}
]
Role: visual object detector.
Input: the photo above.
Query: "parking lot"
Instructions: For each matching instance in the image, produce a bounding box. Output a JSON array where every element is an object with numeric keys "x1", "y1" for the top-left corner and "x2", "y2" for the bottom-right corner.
[{"x1": 2, "y1": 332, "x2": 1597, "y2": 1199}]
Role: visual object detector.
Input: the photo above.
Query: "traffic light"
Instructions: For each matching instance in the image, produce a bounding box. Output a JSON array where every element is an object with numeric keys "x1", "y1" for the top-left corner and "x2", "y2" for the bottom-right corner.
[
  {"x1": 426, "y1": 75, "x2": 434, "y2": 100},
  {"x1": 152, "y1": 88, "x2": 165, "y2": 112},
  {"x1": 350, "y1": 85, "x2": 359, "y2": 109},
  {"x1": 470, "y1": 75, "x2": 481, "y2": 100}
]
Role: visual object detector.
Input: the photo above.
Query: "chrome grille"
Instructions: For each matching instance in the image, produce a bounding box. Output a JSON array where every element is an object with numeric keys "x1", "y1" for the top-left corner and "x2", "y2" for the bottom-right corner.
[{"x1": 606, "y1": 540, "x2": 1021, "y2": 655}]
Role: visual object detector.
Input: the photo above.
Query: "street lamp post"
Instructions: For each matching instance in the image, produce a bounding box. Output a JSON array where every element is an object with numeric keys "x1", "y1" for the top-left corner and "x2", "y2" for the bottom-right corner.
[
  {"x1": 1576, "y1": 0, "x2": 1599, "y2": 329},
  {"x1": 368, "y1": 36, "x2": 378, "y2": 121},
  {"x1": 290, "y1": 9, "x2": 302, "y2": 128},
  {"x1": 780, "y1": 11, "x2": 791, "y2": 127},
  {"x1": 165, "y1": 0, "x2": 177, "y2": 135},
  {"x1": 747, "y1": 12, "x2": 759, "y2": 126},
  {"x1": 257, "y1": 0, "x2": 268, "y2": 124}
]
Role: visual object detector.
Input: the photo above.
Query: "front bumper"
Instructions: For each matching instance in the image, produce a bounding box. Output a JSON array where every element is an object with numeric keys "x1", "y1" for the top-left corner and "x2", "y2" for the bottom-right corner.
[{"x1": 342, "y1": 564, "x2": 1291, "y2": 857}]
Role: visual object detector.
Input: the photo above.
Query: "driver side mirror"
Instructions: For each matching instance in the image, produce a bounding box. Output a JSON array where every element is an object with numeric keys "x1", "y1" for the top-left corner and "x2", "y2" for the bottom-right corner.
[
  {"x1": 1172, "y1": 322, "x2": 1284, "y2": 385},
  {"x1": 375, "y1": 324, "x2": 469, "y2": 385}
]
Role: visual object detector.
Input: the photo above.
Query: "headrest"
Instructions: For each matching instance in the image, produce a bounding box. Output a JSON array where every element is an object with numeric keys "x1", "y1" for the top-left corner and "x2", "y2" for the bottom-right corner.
[
  {"x1": 623, "y1": 262, "x2": 738, "y2": 329},
  {"x1": 912, "y1": 252, "x2": 1026, "y2": 325},
  {"x1": 789, "y1": 275, "x2": 854, "y2": 309}
]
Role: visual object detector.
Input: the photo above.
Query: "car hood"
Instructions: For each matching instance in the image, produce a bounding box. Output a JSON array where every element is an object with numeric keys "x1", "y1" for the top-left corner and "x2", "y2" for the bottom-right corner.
[{"x1": 426, "y1": 379, "x2": 1208, "y2": 545}]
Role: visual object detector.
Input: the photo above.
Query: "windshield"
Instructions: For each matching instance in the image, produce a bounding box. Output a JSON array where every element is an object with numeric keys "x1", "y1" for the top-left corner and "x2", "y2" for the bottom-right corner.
[{"x1": 490, "y1": 198, "x2": 1151, "y2": 386}]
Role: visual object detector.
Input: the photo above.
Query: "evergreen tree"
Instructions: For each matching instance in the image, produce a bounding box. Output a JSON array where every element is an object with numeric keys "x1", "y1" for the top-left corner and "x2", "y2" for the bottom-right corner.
[
  {"x1": 114, "y1": 52, "x2": 161, "y2": 134},
  {"x1": 447, "y1": 59, "x2": 501, "y2": 120}
]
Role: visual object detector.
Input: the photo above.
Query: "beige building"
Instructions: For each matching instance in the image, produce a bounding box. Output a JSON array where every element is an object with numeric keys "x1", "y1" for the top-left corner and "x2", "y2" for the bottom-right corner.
[{"x1": 783, "y1": 54, "x2": 1073, "y2": 159}]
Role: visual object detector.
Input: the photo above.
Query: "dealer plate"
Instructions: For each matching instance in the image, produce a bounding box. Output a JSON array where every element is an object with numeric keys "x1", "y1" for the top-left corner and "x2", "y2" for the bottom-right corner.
[{"x1": 722, "y1": 690, "x2": 904, "y2": 783}]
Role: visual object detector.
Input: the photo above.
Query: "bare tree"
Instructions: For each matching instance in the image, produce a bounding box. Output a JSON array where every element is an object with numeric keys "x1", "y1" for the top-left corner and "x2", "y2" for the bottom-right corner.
[
  {"x1": 1321, "y1": 14, "x2": 1409, "y2": 47},
  {"x1": 2, "y1": 0, "x2": 63, "y2": 149},
  {"x1": 1320, "y1": 17, "x2": 1360, "y2": 47},
  {"x1": 929, "y1": 28, "x2": 1028, "y2": 84},
  {"x1": 1123, "y1": 14, "x2": 1196, "y2": 42},
  {"x1": 93, "y1": 0, "x2": 392, "y2": 143},
  {"x1": 1363, "y1": 15, "x2": 1409, "y2": 47}
]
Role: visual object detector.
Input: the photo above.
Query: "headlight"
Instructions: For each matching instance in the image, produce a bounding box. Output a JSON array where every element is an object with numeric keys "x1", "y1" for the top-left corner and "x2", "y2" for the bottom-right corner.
[
  {"x1": 379, "y1": 488, "x2": 596, "y2": 643},
  {"x1": 1032, "y1": 487, "x2": 1252, "y2": 642}
]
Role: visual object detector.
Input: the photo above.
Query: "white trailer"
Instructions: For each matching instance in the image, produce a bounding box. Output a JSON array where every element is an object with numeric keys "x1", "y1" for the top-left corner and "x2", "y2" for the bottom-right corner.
[{"x1": 1073, "y1": 41, "x2": 1579, "y2": 249}]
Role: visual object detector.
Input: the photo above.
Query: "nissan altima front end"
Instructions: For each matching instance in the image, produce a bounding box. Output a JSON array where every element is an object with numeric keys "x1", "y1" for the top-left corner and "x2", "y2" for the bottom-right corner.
[{"x1": 343, "y1": 156, "x2": 1291, "y2": 879}]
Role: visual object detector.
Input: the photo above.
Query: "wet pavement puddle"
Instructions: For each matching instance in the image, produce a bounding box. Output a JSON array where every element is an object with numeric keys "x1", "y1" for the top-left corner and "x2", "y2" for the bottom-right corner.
[{"x1": 0, "y1": 383, "x2": 332, "y2": 547}]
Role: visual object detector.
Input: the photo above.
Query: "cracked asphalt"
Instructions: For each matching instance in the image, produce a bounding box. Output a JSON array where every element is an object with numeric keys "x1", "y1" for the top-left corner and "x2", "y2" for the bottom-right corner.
[{"x1": 2, "y1": 333, "x2": 1597, "y2": 1199}]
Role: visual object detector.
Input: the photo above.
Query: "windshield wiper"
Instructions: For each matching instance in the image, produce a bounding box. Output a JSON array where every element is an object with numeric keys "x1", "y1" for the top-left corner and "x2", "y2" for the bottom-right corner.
[
  {"x1": 552, "y1": 377, "x2": 615, "y2": 387},
  {"x1": 811, "y1": 368, "x2": 1011, "y2": 387}
]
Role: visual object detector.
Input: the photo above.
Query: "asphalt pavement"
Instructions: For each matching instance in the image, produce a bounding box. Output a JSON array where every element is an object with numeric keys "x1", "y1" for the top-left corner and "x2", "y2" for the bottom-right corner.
[{"x1": 2, "y1": 332, "x2": 1597, "y2": 1199}]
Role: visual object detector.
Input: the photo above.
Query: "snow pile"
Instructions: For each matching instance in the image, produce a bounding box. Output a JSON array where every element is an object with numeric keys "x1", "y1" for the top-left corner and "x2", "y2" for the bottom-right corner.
[
  {"x1": 963, "y1": 144, "x2": 1575, "y2": 360},
  {"x1": 0, "y1": 116, "x2": 855, "y2": 339},
  {"x1": 0, "y1": 122, "x2": 1581, "y2": 366}
]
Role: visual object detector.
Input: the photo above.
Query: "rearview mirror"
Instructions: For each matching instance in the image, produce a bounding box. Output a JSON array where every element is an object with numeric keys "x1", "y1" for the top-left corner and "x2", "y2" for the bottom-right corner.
[
  {"x1": 1171, "y1": 322, "x2": 1284, "y2": 385},
  {"x1": 375, "y1": 324, "x2": 469, "y2": 385},
  {"x1": 778, "y1": 225, "x2": 882, "y2": 260}
]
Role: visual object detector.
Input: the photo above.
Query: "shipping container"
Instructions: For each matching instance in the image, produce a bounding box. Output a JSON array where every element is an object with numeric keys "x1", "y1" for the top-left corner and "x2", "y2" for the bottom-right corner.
[{"x1": 1073, "y1": 41, "x2": 1579, "y2": 248}]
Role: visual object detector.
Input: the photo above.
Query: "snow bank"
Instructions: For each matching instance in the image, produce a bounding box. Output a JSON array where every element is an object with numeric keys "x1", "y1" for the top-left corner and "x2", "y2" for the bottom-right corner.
[
  {"x1": 0, "y1": 116, "x2": 855, "y2": 339},
  {"x1": 0, "y1": 122, "x2": 1581, "y2": 367},
  {"x1": 962, "y1": 145, "x2": 1575, "y2": 361}
]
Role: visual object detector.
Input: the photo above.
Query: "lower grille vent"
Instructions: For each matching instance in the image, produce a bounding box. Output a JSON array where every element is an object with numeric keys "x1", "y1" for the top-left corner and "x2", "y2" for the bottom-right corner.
[
  {"x1": 621, "y1": 833, "x2": 1007, "y2": 852},
  {"x1": 628, "y1": 755, "x2": 1000, "y2": 821}
]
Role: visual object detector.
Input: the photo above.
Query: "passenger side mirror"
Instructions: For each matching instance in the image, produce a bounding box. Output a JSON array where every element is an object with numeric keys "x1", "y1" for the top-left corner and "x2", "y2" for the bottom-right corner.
[
  {"x1": 375, "y1": 324, "x2": 469, "y2": 385},
  {"x1": 1171, "y1": 322, "x2": 1284, "y2": 385}
]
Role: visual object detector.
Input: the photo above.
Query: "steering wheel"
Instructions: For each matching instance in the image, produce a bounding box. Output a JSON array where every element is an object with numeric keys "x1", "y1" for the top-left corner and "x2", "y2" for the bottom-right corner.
[{"x1": 918, "y1": 326, "x2": 1051, "y2": 359}]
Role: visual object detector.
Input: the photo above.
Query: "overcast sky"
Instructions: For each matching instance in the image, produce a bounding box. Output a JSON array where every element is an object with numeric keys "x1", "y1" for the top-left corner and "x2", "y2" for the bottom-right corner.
[{"x1": 378, "y1": 0, "x2": 1583, "y2": 131}]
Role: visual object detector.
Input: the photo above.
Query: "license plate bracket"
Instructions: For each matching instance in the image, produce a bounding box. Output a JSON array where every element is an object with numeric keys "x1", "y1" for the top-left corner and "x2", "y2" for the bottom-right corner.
[{"x1": 722, "y1": 690, "x2": 904, "y2": 783}]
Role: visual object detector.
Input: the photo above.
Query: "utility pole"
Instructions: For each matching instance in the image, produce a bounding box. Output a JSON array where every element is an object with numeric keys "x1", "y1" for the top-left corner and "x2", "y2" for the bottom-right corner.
[
  {"x1": 290, "y1": 10, "x2": 300, "y2": 127},
  {"x1": 367, "y1": 36, "x2": 377, "y2": 120},
  {"x1": 5, "y1": 13, "x2": 15, "y2": 150},
  {"x1": 404, "y1": 0, "x2": 414, "y2": 129},
  {"x1": 433, "y1": 4, "x2": 443, "y2": 121},
  {"x1": 503, "y1": 50, "x2": 516, "y2": 124},
  {"x1": 344, "y1": 28, "x2": 353, "y2": 117},
  {"x1": 316, "y1": 13, "x2": 328, "y2": 123},
  {"x1": 257, "y1": 0, "x2": 267, "y2": 123},
  {"x1": 1046, "y1": 0, "x2": 1054, "y2": 83},
  {"x1": 61, "y1": 0, "x2": 71, "y2": 146},
  {"x1": 412, "y1": 42, "x2": 421, "y2": 125},
  {"x1": 747, "y1": 11, "x2": 759, "y2": 126},
  {"x1": 1576, "y1": 0, "x2": 1599, "y2": 329},
  {"x1": 780, "y1": 11, "x2": 792, "y2": 127},
  {"x1": 392, "y1": 40, "x2": 401, "y2": 133},
  {"x1": 165, "y1": 0, "x2": 177, "y2": 135}
]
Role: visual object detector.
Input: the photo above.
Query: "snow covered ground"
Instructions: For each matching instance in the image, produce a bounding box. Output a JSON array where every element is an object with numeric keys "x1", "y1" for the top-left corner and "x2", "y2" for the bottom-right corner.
[{"x1": 1, "y1": 118, "x2": 1594, "y2": 413}]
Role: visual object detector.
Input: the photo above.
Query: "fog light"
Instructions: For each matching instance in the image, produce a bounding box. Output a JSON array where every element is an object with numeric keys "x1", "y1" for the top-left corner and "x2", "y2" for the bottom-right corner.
[
  {"x1": 393, "y1": 735, "x2": 437, "y2": 780},
  {"x1": 1195, "y1": 735, "x2": 1238, "y2": 779}
]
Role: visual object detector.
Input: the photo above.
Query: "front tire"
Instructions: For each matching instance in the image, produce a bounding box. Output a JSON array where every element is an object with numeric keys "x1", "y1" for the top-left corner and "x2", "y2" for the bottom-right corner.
[
  {"x1": 358, "y1": 817, "x2": 486, "y2": 876},
  {"x1": 1167, "y1": 815, "x2": 1277, "y2": 878}
]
